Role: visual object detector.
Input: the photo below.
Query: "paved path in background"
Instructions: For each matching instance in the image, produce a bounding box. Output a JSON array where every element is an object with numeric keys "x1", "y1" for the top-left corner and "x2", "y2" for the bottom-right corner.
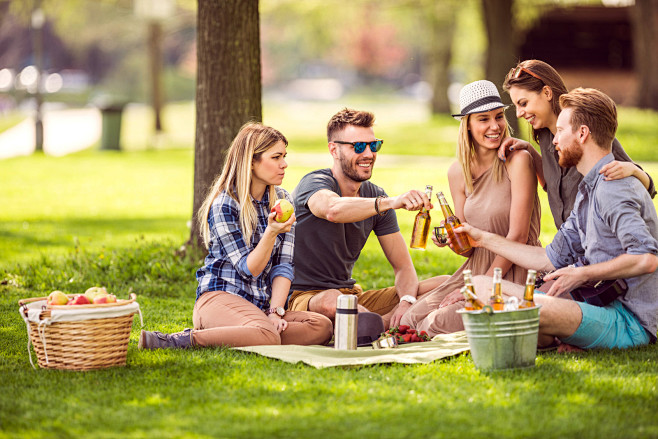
[
  {"x1": 0, "y1": 107, "x2": 450, "y2": 169},
  {"x1": 0, "y1": 107, "x2": 101, "y2": 159}
]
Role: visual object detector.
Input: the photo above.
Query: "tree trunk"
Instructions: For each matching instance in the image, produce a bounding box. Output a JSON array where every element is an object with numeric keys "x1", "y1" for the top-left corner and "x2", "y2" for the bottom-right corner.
[
  {"x1": 481, "y1": 0, "x2": 518, "y2": 132},
  {"x1": 148, "y1": 21, "x2": 164, "y2": 133},
  {"x1": 632, "y1": 0, "x2": 658, "y2": 110},
  {"x1": 428, "y1": 2, "x2": 457, "y2": 114},
  {"x1": 188, "y1": 0, "x2": 262, "y2": 250}
]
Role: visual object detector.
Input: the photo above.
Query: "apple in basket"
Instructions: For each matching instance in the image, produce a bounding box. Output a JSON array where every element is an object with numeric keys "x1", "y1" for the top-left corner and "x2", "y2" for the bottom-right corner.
[
  {"x1": 93, "y1": 294, "x2": 117, "y2": 304},
  {"x1": 47, "y1": 290, "x2": 69, "y2": 306},
  {"x1": 68, "y1": 294, "x2": 91, "y2": 305},
  {"x1": 271, "y1": 199, "x2": 294, "y2": 223},
  {"x1": 84, "y1": 286, "x2": 108, "y2": 303}
]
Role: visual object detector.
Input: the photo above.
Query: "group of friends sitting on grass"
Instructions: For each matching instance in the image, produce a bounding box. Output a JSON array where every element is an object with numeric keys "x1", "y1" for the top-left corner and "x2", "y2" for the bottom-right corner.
[{"x1": 138, "y1": 59, "x2": 658, "y2": 353}]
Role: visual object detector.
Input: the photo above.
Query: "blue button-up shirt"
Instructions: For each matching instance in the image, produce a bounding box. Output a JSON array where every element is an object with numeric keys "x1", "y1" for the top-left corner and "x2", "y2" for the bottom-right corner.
[
  {"x1": 195, "y1": 187, "x2": 295, "y2": 311},
  {"x1": 546, "y1": 153, "x2": 658, "y2": 336}
]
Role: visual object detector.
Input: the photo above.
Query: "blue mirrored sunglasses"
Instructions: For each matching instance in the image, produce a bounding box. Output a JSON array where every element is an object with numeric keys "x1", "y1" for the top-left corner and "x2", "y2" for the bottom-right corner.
[{"x1": 332, "y1": 139, "x2": 383, "y2": 154}]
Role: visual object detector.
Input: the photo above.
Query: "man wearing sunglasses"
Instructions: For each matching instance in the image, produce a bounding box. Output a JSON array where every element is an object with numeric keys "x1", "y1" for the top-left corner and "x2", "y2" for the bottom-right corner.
[{"x1": 287, "y1": 108, "x2": 443, "y2": 329}]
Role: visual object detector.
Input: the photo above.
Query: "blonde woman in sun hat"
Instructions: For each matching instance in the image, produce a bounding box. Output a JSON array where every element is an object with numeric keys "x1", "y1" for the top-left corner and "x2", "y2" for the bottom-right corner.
[{"x1": 401, "y1": 80, "x2": 542, "y2": 336}]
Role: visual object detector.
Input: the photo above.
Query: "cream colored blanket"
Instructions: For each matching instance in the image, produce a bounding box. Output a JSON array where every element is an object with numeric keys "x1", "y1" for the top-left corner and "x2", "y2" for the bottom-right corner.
[{"x1": 235, "y1": 331, "x2": 470, "y2": 369}]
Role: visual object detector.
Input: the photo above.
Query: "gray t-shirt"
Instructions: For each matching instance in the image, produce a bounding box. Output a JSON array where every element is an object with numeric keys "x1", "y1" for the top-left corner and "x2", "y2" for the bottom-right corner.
[
  {"x1": 546, "y1": 154, "x2": 658, "y2": 338},
  {"x1": 291, "y1": 168, "x2": 400, "y2": 291},
  {"x1": 537, "y1": 130, "x2": 656, "y2": 229}
]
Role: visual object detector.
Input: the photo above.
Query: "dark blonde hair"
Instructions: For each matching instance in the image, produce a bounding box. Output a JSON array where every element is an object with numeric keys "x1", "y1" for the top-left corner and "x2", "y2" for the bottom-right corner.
[
  {"x1": 197, "y1": 122, "x2": 288, "y2": 248},
  {"x1": 457, "y1": 110, "x2": 511, "y2": 194},
  {"x1": 503, "y1": 59, "x2": 568, "y2": 142},
  {"x1": 559, "y1": 88, "x2": 617, "y2": 150},
  {"x1": 327, "y1": 108, "x2": 375, "y2": 142}
]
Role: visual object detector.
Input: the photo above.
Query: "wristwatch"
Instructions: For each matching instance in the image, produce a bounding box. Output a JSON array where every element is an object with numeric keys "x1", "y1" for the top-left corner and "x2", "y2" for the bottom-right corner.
[
  {"x1": 400, "y1": 295, "x2": 417, "y2": 304},
  {"x1": 266, "y1": 306, "x2": 286, "y2": 317}
]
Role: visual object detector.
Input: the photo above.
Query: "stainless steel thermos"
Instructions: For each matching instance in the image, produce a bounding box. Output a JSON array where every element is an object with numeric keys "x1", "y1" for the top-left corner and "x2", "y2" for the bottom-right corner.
[{"x1": 335, "y1": 295, "x2": 358, "y2": 350}]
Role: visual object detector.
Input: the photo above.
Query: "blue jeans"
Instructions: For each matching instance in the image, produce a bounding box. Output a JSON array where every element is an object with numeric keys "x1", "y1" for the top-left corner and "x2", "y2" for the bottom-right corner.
[{"x1": 562, "y1": 299, "x2": 650, "y2": 349}]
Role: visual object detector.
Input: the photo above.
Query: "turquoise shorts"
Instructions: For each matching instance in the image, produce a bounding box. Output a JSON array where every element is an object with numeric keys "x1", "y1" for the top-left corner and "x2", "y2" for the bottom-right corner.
[{"x1": 562, "y1": 299, "x2": 650, "y2": 349}]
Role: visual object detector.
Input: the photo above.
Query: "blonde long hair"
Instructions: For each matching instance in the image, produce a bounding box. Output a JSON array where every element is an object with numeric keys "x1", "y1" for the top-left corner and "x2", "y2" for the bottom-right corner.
[
  {"x1": 197, "y1": 122, "x2": 288, "y2": 248},
  {"x1": 457, "y1": 113, "x2": 511, "y2": 194}
]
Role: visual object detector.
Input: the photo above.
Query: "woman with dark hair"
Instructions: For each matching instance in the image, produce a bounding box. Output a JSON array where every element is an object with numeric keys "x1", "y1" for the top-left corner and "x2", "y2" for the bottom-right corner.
[
  {"x1": 500, "y1": 59, "x2": 655, "y2": 228},
  {"x1": 138, "y1": 122, "x2": 333, "y2": 350}
]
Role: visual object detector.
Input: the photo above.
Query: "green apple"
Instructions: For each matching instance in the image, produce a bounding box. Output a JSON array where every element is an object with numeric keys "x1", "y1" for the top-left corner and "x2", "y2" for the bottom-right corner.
[
  {"x1": 271, "y1": 199, "x2": 294, "y2": 223},
  {"x1": 47, "y1": 290, "x2": 69, "y2": 306}
]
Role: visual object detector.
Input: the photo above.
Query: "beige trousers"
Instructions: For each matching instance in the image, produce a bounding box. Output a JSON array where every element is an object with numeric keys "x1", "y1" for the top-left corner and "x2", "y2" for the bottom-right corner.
[{"x1": 192, "y1": 290, "x2": 333, "y2": 347}]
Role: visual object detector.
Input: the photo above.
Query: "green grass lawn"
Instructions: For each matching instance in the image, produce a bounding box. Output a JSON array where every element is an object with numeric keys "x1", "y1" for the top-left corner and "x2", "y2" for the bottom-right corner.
[{"x1": 2, "y1": 99, "x2": 658, "y2": 438}]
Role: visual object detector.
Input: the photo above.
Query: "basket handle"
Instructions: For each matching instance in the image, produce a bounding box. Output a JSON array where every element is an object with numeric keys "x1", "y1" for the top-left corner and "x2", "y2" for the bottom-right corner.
[{"x1": 18, "y1": 292, "x2": 138, "y2": 308}]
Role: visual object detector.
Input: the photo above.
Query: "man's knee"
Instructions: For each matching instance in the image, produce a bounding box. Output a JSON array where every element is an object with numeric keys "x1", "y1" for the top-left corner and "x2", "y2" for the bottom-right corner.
[
  {"x1": 535, "y1": 295, "x2": 582, "y2": 338},
  {"x1": 308, "y1": 289, "x2": 342, "y2": 318},
  {"x1": 472, "y1": 275, "x2": 492, "y2": 298}
]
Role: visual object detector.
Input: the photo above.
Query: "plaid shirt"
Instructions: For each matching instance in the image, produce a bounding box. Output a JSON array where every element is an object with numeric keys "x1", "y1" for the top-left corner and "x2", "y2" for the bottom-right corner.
[{"x1": 195, "y1": 187, "x2": 295, "y2": 310}]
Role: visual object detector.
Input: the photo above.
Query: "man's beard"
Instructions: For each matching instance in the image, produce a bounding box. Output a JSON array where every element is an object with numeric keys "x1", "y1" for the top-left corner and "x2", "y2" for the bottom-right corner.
[
  {"x1": 558, "y1": 143, "x2": 583, "y2": 168},
  {"x1": 338, "y1": 150, "x2": 372, "y2": 183}
]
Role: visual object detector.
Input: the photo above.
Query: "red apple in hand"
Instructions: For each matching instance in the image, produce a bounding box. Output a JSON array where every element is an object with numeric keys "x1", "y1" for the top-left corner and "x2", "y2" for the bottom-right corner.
[
  {"x1": 93, "y1": 294, "x2": 117, "y2": 304},
  {"x1": 271, "y1": 199, "x2": 294, "y2": 223},
  {"x1": 47, "y1": 290, "x2": 69, "y2": 306}
]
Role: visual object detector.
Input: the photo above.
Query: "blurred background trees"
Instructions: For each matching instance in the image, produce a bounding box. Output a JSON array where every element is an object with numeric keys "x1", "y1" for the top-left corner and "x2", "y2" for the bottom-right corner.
[
  {"x1": 2, "y1": 0, "x2": 656, "y2": 250},
  {"x1": 3, "y1": 0, "x2": 653, "y2": 116}
]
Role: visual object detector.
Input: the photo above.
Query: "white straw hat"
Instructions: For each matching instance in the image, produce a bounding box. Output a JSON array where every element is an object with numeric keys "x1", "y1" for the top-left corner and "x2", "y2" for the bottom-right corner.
[{"x1": 452, "y1": 80, "x2": 508, "y2": 120}]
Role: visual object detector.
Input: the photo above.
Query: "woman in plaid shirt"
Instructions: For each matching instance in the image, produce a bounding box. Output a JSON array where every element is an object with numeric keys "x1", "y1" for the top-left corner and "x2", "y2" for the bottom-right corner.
[{"x1": 139, "y1": 123, "x2": 333, "y2": 349}]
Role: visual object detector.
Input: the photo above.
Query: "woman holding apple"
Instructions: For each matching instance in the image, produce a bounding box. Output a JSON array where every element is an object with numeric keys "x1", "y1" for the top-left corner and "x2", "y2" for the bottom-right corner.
[{"x1": 139, "y1": 122, "x2": 333, "y2": 349}]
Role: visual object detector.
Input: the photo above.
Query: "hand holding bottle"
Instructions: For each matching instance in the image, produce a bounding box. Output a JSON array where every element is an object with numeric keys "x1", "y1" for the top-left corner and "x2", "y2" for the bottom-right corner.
[{"x1": 436, "y1": 192, "x2": 472, "y2": 254}]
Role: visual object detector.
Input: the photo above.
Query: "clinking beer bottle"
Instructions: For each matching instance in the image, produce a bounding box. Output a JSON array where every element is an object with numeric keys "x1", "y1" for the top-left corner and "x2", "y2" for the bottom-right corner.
[
  {"x1": 489, "y1": 267, "x2": 504, "y2": 311},
  {"x1": 461, "y1": 286, "x2": 484, "y2": 311},
  {"x1": 436, "y1": 192, "x2": 472, "y2": 254},
  {"x1": 410, "y1": 185, "x2": 433, "y2": 250},
  {"x1": 519, "y1": 269, "x2": 537, "y2": 309}
]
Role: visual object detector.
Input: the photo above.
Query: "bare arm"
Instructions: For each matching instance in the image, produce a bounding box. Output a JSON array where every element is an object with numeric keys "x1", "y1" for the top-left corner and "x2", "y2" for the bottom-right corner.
[
  {"x1": 268, "y1": 276, "x2": 291, "y2": 333},
  {"x1": 599, "y1": 161, "x2": 651, "y2": 190},
  {"x1": 542, "y1": 253, "x2": 658, "y2": 297},
  {"x1": 486, "y1": 150, "x2": 537, "y2": 276},
  {"x1": 377, "y1": 232, "x2": 419, "y2": 327},
  {"x1": 457, "y1": 222, "x2": 555, "y2": 272},
  {"x1": 498, "y1": 137, "x2": 545, "y2": 190},
  {"x1": 307, "y1": 188, "x2": 431, "y2": 223}
]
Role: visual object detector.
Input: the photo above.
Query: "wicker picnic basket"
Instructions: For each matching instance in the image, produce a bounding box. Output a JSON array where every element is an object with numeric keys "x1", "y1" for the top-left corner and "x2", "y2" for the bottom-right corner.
[{"x1": 18, "y1": 293, "x2": 141, "y2": 371}]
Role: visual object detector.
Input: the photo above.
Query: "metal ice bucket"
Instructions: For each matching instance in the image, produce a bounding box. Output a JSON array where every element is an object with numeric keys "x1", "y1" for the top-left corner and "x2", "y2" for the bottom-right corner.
[{"x1": 457, "y1": 305, "x2": 541, "y2": 371}]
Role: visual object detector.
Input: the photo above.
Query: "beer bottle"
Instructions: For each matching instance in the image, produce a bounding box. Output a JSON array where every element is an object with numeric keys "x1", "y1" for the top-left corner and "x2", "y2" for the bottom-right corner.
[
  {"x1": 436, "y1": 192, "x2": 472, "y2": 254},
  {"x1": 461, "y1": 286, "x2": 484, "y2": 311},
  {"x1": 410, "y1": 185, "x2": 433, "y2": 250},
  {"x1": 519, "y1": 269, "x2": 537, "y2": 309},
  {"x1": 489, "y1": 267, "x2": 504, "y2": 311},
  {"x1": 463, "y1": 269, "x2": 476, "y2": 297}
]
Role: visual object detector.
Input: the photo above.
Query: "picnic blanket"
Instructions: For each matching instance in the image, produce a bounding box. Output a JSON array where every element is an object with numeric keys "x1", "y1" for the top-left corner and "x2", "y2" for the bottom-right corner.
[{"x1": 235, "y1": 331, "x2": 471, "y2": 368}]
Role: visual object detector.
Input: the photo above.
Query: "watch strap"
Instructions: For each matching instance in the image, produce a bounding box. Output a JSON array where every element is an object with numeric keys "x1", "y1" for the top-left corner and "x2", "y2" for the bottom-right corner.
[{"x1": 400, "y1": 295, "x2": 417, "y2": 304}]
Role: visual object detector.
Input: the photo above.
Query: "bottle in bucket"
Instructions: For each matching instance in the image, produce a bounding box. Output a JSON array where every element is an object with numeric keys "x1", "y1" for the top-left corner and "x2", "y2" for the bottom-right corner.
[
  {"x1": 489, "y1": 267, "x2": 504, "y2": 311},
  {"x1": 519, "y1": 269, "x2": 537, "y2": 309},
  {"x1": 436, "y1": 191, "x2": 472, "y2": 254},
  {"x1": 463, "y1": 269, "x2": 476, "y2": 297},
  {"x1": 410, "y1": 185, "x2": 433, "y2": 250},
  {"x1": 461, "y1": 286, "x2": 484, "y2": 311},
  {"x1": 335, "y1": 295, "x2": 358, "y2": 350}
]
